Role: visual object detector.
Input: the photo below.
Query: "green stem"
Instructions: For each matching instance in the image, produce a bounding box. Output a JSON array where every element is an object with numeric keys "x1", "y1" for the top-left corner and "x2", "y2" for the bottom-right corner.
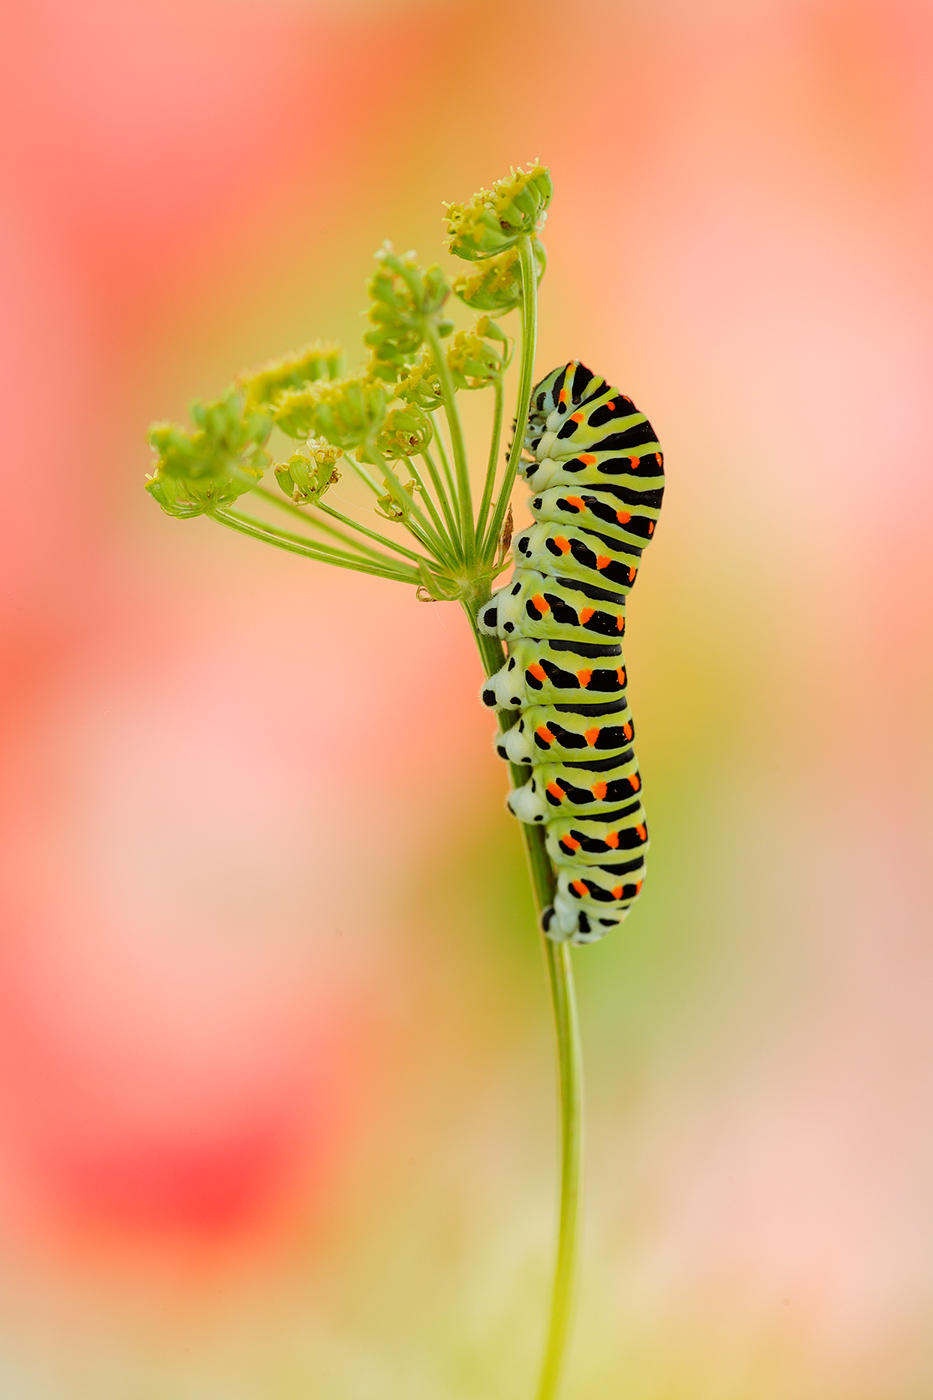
[
  {"x1": 484, "y1": 235, "x2": 539, "y2": 558},
  {"x1": 418, "y1": 445, "x2": 461, "y2": 550},
  {"x1": 252, "y1": 485, "x2": 431, "y2": 568},
  {"x1": 403, "y1": 455, "x2": 458, "y2": 561},
  {"x1": 463, "y1": 584, "x2": 583, "y2": 1400},
  {"x1": 429, "y1": 422, "x2": 459, "y2": 518},
  {"x1": 473, "y1": 375, "x2": 505, "y2": 558},
  {"x1": 348, "y1": 453, "x2": 454, "y2": 566},
  {"x1": 212, "y1": 508, "x2": 419, "y2": 585},
  {"x1": 425, "y1": 325, "x2": 473, "y2": 562}
]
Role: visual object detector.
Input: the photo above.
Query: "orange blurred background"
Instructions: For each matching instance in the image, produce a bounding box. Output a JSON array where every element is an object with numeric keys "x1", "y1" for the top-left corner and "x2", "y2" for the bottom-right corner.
[{"x1": 1, "y1": 1, "x2": 932, "y2": 1396}]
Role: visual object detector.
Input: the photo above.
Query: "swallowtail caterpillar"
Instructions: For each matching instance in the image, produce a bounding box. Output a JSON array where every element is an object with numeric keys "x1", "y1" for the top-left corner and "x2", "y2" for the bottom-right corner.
[{"x1": 479, "y1": 361, "x2": 664, "y2": 945}]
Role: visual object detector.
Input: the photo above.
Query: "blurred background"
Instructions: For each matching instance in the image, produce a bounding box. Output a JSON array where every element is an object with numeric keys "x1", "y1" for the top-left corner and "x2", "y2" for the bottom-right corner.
[{"x1": 1, "y1": 0, "x2": 932, "y2": 1395}]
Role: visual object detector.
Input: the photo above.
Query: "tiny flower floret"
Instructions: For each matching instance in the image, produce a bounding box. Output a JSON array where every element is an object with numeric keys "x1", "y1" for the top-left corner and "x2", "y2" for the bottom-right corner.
[
  {"x1": 375, "y1": 405, "x2": 434, "y2": 460},
  {"x1": 446, "y1": 164, "x2": 553, "y2": 262},
  {"x1": 274, "y1": 440, "x2": 340, "y2": 506},
  {"x1": 447, "y1": 318, "x2": 512, "y2": 390},
  {"x1": 395, "y1": 347, "x2": 444, "y2": 410}
]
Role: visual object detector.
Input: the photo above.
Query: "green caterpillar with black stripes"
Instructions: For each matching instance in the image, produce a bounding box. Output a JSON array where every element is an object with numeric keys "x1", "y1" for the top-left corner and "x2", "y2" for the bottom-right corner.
[{"x1": 479, "y1": 361, "x2": 664, "y2": 945}]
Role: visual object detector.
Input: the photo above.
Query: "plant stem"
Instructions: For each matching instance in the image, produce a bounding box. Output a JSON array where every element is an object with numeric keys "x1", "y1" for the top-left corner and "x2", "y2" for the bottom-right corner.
[
  {"x1": 251, "y1": 485, "x2": 432, "y2": 567},
  {"x1": 425, "y1": 324, "x2": 473, "y2": 562},
  {"x1": 473, "y1": 374, "x2": 505, "y2": 557},
  {"x1": 483, "y1": 235, "x2": 539, "y2": 558},
  {"x1": 212, "y1": 508, "x2": 419, "y2": 584},
  {"x1": 464, "y1": 589, "x2": 584, "y2": 1400}
]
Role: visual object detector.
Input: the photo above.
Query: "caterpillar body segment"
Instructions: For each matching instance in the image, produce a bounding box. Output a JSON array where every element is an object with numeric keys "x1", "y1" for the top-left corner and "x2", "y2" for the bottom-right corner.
[
  {"x1": 513, "y1": 521, "x2": 642, "y2": 591},
  {"x1": 494, "y1": 700, "x2": 635, "y2": 766},
  {"x1": 506, "y1": 750, "x2": 642, "y2": 820},
  {"x1": 478, "y1": 571, "x2": 628, "y2": 643},
  {"x1": 528, "y1": 484, "x2": 661, "y2": 551},
  {"x1": 480, "y1": 636, "x2": 628, "y2": 710},
  {"x1": 480, "y1": 361, "x2": 664, "y2": 946}
]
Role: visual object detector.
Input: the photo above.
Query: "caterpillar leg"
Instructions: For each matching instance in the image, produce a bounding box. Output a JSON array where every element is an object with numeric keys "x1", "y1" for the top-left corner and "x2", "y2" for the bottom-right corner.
[{"x1": 542, "y1": 902, "x2": 625, "y2": 947}]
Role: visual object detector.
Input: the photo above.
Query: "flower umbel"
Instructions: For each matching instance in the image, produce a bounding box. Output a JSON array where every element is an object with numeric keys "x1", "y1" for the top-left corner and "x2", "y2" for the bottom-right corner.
[
  {"x1": 453, "y1": 240, "x2": 547, "y2": 312},
  {"x1": 365, "y1": 243, "x2": 453, "y2": 383},
  {"x1": 274, "y1": 441, "x2": 340, "y2": 506},
  {"x1": 445, "y1": 163, "x2": 553, "y2": 261},
  {"x1": 273, "y1": 376, "x2": 388, "y2": 447},
  {"x1": 145, "y1": 389, "x2": 271, "y2": 518},
  {"x1": 239, "y1": 342, "x2": 344, "y2": 411}
]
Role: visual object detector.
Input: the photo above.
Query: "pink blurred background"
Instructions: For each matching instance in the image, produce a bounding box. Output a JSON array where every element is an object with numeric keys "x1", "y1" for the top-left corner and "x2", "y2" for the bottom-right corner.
[{"x1": 1, "y1": 0, "x2": 932, "y2": 1395}]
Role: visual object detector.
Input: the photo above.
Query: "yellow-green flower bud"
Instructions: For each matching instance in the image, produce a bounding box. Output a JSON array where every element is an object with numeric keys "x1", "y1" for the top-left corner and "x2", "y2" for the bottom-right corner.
[
  {"x1": 395, "y1": 347, "x2": 444, "y2": 410},
  {"x1": 272, "y1": 376, "x2": 388, "y2": 447},
  {"x1": 364, "y1": 243, "x2": 453, "y2": 383},
  {"x1": 375, "y1": 478, "x2": 415, "y2": 521},
  {"x1": 445, "y1": 164, "x2": 553, "y2": 262},
  {"x1": 273, "y1": 440, "x2": 340, "y2": 506},
  {"x1": 145, "y1": 389, "x2": 270, "y2": 519},
  {"x1": 374, "y1": 405, "x2": 434, "y2": 461},
  {"x1": 239, "y1": 342, "x2": 343, "y2": 412},
  {"x1": 452, "y1": 239, "x2": 546, "y2": 312},
  {"x1": 447, "y1": 317, "x2": 512, "y2": 390}
]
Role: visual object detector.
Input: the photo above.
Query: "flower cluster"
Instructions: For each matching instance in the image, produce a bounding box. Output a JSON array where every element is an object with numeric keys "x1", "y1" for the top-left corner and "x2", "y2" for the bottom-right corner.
[
  {"x1": 145, "y1": 390, "x2": 271, "y2": 519},
  {"x1": 145, "y1": 161, "x2": 550, "y2": 598},
  {"x1": 365, "y1": 244, "x2": 453, "y2": 383},
  {"x1": 453, "y1": 241, "x2": 546, "y2": 313},
  {"x1": 445, "y1": 164, "x2": 553, "y2": 262},
  {"x1": 239, "y1": 343, "x2": 344, "y2": 411},
  {"x1": 274, "y1": 441, "x2": 341, "y2": 507}
]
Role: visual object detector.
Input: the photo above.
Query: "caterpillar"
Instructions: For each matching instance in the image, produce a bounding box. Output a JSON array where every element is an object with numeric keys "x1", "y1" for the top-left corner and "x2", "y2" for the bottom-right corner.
[{"x1": 478, "y1": 361, "x2": 664, "y2": 946}]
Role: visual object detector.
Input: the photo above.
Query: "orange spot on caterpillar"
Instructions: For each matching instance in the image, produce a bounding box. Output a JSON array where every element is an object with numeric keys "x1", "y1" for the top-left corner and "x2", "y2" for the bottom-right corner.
[
  {"x1": 537, "y1": 725, "x2": 555, "y2": 743},
  {"x1": 596, "y1": 554, "x2": 611, "y2": 570},
  {"x1": 623, "y1": 723, "x2": 633, "y2": 739},
  {"x1": 558, "y1": 389, "x2": 568, "y2": 403},
  {"x1": 570, "y1": 412, "x2": 584, "y2": 423},
  {"x1": 591, "y1": 781, "x2": 608, "y2": 800},
  {"x1": 616, "y1": 510, "x2": 631, "y2": 525},
  {"x1": 616, "y1": 614, "x2": 625, "y2": 632},
  {"x1": 579, "y1": 606, "x2": 595, "y2": 624},
  {"x1": 636, "y1": 824, "x2": 647, "y2": 842},
  {"x1": 554, "y1": 535, "x2": 571, "y2": 554},
  {"x1": 605, "y1": 831, "x2": 620, "y2": 848},
  {"x1": 531, "y1": 593, "x2": 549, "y2": 613},
  {"x1": 579, "y1": 453, "x2": 597, "y2": 465},
  {"x1": 634, "y1": 880, "x2": 643, "y2": 894},
  {"x1": 576, "y1": 668, "x2": 593, "y2": 688},
  {"x1": 565, "y1": 495, "x2": 585, "y2": 511},
  {"x1": 612, "y1": 884, "x2": 624, "y2": 899},
  {"x1": 606, "y1": 400, "x2": 616, "y2": 410},
  {"x1": 629, "y1": 455, "x2": 640, "y2": 469},
  {"x1": 528, "y1": 662, "x2": 546, "y2": 682},
  {"x1": 647, "y1": 521, "x2": 655, "y2": 534},
  {"x1": 571, "y1": 879, "x2": 588, "y2": 898},
  {"x1": 616, "y1": 667, "x2": 627, "y2": 685},
  {"x1": 561, "y1": 835, "x2": 580, "y2": 851},
  {"x1": 547, "y1": 781, "x2": 564, "y2": 801},
  {"x1": 628, "y1": 566, "x2": 636, "y2": 582},
  {"x1": 655, "y1": 453, "x2": 662, "y2": 466},
  {"x1": 630, "y1": 773, "x2": 641, "y2": 792},
  {"x1": 584, "y1": 726, "x2": 600, "y2": 746}
]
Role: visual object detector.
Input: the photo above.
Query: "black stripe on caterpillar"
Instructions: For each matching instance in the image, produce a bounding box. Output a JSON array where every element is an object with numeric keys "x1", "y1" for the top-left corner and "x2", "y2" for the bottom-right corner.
[{"x1": 479, "y1": 361, "x2": 664, "y2": 946}]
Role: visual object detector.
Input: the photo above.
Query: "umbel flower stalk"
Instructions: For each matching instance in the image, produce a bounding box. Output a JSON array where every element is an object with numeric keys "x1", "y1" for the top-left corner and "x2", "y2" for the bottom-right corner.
[{"x1": 146, "y1": 163, "x2": 588, "y2": 1400}]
